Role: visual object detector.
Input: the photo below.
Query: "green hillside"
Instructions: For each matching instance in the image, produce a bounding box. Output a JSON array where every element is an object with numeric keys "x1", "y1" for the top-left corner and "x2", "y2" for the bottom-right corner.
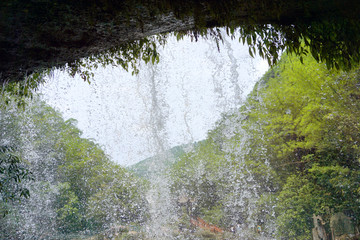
[
  {"x1": 129, "y1": 142, "x2": 202, "y2": 179},
  {"x1": 169, "y1": 51, "x2": 360, "y2": 239}
]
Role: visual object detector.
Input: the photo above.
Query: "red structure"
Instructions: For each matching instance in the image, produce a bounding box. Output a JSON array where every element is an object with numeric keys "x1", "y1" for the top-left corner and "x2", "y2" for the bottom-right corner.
[{"x1": 190, "y1": 217, "x2": 223, "y2": 234}]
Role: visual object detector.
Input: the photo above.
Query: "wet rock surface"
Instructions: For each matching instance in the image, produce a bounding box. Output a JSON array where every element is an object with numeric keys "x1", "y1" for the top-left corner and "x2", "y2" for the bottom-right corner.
[
  {"x1": 1, "y1": 0, "x2": 360, "y2": 84},
  {"x1": 0, "y1": 1, "x2": 195, "y2": 83}
]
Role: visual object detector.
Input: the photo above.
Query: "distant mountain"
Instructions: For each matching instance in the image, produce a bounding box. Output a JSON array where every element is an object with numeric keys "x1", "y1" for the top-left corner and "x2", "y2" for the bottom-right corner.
[{"x1": 128, "y1": 142, "x2": 201, "y2": 179}]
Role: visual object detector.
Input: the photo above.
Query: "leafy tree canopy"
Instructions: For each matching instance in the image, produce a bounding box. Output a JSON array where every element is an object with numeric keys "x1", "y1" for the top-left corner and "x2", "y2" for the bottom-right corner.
[
  {"x1": 169, "y1": 50, "x2": 360, "y2": 239},
  {"x1": 0, "y1": 96, "x2": 149, "y2": 237}
]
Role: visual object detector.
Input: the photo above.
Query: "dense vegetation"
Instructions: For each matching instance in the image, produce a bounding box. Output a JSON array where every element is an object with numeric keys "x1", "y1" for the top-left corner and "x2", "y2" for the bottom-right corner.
[
  {"x1": 1, "y1": 37, "x2": 360, "y2": 238},
  {"x1": 0, "y1": 96, "x2": 148, "y2": 239},
  {"x1": 170, "y1": 52, "x2": 360, "y2": 239}
]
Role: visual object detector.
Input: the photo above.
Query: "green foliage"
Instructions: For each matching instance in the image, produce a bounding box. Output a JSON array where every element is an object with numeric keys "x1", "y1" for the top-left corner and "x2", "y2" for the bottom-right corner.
[
  {"x1": 170, "y1": 49, "x2": 360, "y2": 238},
  {"x1": 308, "y1": 165, "x2": 360, "y2": 218},
  {"x1": 276, "y1": 175, "x2": 315, "y2": 239},
  {"x1": 51, "y1": 115, "x2": 149, "y2": 233},
  {"x1": 252, "y1": 52, "x2": 360, "y2": 237},
  {"x1": 0, "y1": 95, "x2": 149, "y2": 237},
  {"x1": 0, "y1": 71, "x2": 47, "y2": 109},
  {"x1": 251, "y1": 52, "x2": 360, "y2": 169},
  {"x1": 129, "y1": 144, "x2": 188, "y2": 179},
  {"x1": 87, "y1": 172, "x2": 148, "y2": 228},
  {"x1": 50, "y1": 1, "x2": 360, "y2": 76},
  {"x1": 55, "y1": 182, "x2": 81, "y2": 233},
  {"x1": 200, "y1": 204, "x2": 224, "y2": 227},
  {"x1": 66, "y1": 35, "x2": 165, "y2": 82},
  {"x1": 170, "y1": 139, "x2": 226, "y2": 214},
  {"x1": 276, "y1": 165, "x2": 360, "y2": 239},
  {"x1": 0, "y1": 145, "x2": 33, "y2": 205},
  {"x1": 237, "y1": 18, "x2": 360, "y2": 70}
]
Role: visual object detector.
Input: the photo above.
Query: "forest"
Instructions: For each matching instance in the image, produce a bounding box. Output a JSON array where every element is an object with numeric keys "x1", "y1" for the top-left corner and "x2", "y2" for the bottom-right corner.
[
  {"x1": 169, "y1": 51, "x2": 360, "y2": 239},
  {"x1": 0, "y1": 96, "x2": 149, "y2": 239},
  {"x1": 1, "y1": 47, "x2": 359, "y2": 239},
  {"x1": 1, "y1": 0, "x2": 360, "y2": 239}
]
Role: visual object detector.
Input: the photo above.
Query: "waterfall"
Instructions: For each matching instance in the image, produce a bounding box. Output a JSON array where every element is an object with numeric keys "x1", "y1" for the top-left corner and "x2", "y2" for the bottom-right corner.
[
  {"x1": 1, "y1": 30, "x2": 269, "y2": 239},
  {"x1": 142, "y1": 59, "x2": 176, "y2": 239}
]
